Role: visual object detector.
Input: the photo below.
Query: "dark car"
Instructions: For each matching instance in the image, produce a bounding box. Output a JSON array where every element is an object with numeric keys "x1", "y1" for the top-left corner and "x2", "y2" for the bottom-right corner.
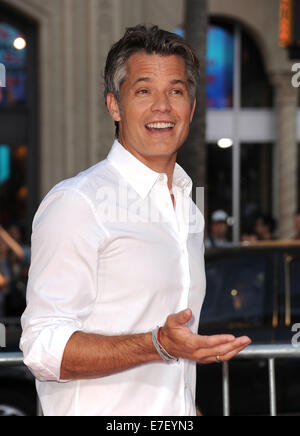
[{"x1": 196, "y1": 240, "x2": 300, "y2": 416}]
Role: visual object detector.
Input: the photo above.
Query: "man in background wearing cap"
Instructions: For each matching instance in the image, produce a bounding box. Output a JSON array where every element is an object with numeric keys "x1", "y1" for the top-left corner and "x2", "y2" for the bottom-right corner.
[{"x1": 205, "y1": 210, "x2": 232, "y2": 249}]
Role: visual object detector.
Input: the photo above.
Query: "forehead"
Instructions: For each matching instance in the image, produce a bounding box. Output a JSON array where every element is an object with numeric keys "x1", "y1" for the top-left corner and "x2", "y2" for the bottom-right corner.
[{"x1": 125, "y1": 52, "x2": 188, "y2": 83}]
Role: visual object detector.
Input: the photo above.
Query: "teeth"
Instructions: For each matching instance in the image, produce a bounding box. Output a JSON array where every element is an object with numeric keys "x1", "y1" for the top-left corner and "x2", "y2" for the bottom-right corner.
[{"x1": 146, "y1": 122, "x2": 175, "y2": 129}]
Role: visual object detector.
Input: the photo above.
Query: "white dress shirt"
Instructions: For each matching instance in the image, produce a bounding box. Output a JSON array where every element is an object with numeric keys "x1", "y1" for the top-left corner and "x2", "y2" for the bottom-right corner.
[{"x1": 20, "y1": 140, "x2": 206, "y2": 416}]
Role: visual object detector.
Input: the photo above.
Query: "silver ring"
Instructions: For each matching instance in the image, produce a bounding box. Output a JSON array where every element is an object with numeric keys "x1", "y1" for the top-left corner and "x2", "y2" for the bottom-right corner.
[{"x1": 216, "y1": 355, "x2": 221, "y2": 363}]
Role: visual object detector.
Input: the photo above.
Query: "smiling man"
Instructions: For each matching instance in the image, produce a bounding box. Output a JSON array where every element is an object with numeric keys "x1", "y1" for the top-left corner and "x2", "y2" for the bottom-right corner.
[
  {"x1": 107, "y1": 51, "x2": 195, "y2": 209},
  {"x1": 107, "y1": 52, "x2": 195, "y2": 173},
  {"x1": 20, "y1": 25, "x2": 251, "y2": 416}
]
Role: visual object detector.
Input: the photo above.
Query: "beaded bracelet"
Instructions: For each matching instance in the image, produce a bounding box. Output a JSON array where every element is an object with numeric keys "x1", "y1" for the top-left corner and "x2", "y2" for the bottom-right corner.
[{"x1": 152, "y1": 326, "x2": 179, "y2": 362}]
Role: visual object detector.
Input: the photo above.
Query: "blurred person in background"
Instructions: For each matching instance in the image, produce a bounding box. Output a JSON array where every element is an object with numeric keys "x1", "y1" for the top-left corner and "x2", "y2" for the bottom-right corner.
[
  {"x1": 0, "y1": 236, "x2": 10, "y2": 318},
  {"x1": 254, "y1": 214, "x2": 276, "y2": 241},
  {"x1": 240, "y1": 219, "x2": 258, "y2": 243},
  {"x1": 294, "y1": 212, "x2": 300, "y2": 240},
  {"x1": 205, "y1": 210, "x2": 232, "y2": 248},
  {"x1": 0, "y1": 224, "x2": 30, "y2": 316}
]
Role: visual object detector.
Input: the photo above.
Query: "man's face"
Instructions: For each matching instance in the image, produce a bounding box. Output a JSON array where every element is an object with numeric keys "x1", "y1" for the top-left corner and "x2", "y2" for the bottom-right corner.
[
  {"x1": 107, "y1": 52, "x2": 196, "y2": 165},
  {"x1": 211, "y1": 222, "x2": 228, "y2": 239}
]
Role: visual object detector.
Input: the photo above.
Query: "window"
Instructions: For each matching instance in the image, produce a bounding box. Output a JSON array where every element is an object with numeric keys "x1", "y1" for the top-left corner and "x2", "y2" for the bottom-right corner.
[
  {"x1": 0, "y1": 22, "x2": 27, "y2": 106},
  {"x1": 175, "y1": 19, "x2": 274, "y2": 239},
  {"x1": 206, "y1": 142, "x2": 274, "y2": 231},
  {"x1": 201, "y1": 254, "x2": 268, "y2": 327},
  {"x1": 0, "y1": 144, "x2": 28, "y2": 223},
  {"x1": 175, "y1": 23, "x2": 235, "y2": 108},
  {"x1": 0, "y1": 5, "x2": 38, "y2": 237},
  {"x1": 241, "y1": 30, "x2": 273, "y2": 108},
  {"x1": 241, "y1": 143, "x2": 274, "y2": 235},
  {"x1": 206, "y1": 143, "x2": 232, "y2": 217},
  {"x1": 207, "y1": 25, "x2": 234, "y2": 108},
  {"x1": 207, "y1": 20, "x2": 273, "y2": 109}
]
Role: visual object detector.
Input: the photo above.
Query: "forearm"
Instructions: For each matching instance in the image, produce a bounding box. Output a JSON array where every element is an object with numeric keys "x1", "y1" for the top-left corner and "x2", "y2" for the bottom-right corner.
[
  {"x1": 0, "y1": 226, "x2": 24, "y2": 259},
  {"x1": 60, "y1": 330, "x2": 162, "y2": 380}
]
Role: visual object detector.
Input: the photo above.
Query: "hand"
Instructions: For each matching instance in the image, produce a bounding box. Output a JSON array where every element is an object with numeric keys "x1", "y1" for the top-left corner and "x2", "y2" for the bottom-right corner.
[
  {"x1": 0, "y1": 273, "x2": 9, "y2": 294},
  {"x1": 160, "y1": 309, "x2": 251, "y2": 364}
]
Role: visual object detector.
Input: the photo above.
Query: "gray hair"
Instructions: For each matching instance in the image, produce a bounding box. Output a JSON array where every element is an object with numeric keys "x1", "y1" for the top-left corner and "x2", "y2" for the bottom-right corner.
[{"x1": 104, "y1": 24, "x2": 200, "y2": 105}]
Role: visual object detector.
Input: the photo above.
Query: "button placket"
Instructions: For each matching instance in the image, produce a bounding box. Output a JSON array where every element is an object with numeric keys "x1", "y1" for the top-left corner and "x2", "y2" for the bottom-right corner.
[{"x1": 154, "y1": 175, "x2": 179, "y2": 232}]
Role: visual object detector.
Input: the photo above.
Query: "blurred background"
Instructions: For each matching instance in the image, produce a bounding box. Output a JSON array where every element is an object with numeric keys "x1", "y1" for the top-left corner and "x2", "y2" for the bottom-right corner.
[{"x1": 0, "y1": 0, "x2": 299, "y2": 312}]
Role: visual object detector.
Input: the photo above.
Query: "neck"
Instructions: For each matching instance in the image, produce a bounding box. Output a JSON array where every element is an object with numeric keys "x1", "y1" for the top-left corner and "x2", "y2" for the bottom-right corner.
[{"x1": 118, "y1": 139, "x2": 177, "y2": 191}]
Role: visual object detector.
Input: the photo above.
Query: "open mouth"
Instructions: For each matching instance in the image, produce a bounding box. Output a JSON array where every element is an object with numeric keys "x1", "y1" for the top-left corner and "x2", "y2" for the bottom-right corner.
[{"x1": 145, "y1": 122, "x2": 175, "y2": 133}]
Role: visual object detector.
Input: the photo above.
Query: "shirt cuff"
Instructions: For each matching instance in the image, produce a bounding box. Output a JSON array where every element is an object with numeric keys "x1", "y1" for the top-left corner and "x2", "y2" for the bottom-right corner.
[{"x1": 21, "y1": 323, "x2": 80, "y2": 383}]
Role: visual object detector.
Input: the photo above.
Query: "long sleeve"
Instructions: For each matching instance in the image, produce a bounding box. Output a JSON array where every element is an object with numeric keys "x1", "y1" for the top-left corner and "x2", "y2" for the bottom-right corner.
[{"x1": 20, "y1": 188, "x2": 107, "y2": 382}]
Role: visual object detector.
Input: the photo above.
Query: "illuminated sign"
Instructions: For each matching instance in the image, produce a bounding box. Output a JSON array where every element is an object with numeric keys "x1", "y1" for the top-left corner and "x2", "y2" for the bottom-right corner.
[
  {"x1": 279, "y1": 0, "x2": 293, "y2": 47},
  {"x1": 0, "y1": 145, "x2": 10, "y2": 184}
]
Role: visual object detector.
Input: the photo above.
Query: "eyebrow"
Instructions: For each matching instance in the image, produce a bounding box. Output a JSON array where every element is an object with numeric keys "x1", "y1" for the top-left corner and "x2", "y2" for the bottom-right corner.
[
  {"x1": 133, "y1": 77, "x2": 151, "y2": 86},
  {"x1": 133, "y1": 77, "x2": 188, "y2": 87},
  {"x1": 169, "y1": 79, "x2": 188, "y2": 87}
]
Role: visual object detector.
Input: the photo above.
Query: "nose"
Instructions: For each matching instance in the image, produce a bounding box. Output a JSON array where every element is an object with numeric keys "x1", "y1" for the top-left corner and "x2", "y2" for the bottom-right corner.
[{"x1": 151, "y1": 92, "x2": 172, "y2": 113}]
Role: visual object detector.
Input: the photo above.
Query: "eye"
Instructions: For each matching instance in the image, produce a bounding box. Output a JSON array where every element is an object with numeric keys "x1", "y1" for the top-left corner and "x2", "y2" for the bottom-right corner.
[
  {"x1": 136, "y1": 89, "x2": 149, "y2": 95},
  {"x1": 171, "y1": 89, "x2": 184, "y2": 95}
]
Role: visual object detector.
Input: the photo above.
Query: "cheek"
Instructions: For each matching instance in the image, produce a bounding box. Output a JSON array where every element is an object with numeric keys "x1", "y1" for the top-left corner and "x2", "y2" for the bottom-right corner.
[
  {"x1": 177, "y1": 103, "x2": 195, "y2": 125},
  {"x1": 120, "y1": 102, "x2": 148, "y2": 125},
  {"x1": 178, "y1": 112, "x2": 194, "y2": 136}
]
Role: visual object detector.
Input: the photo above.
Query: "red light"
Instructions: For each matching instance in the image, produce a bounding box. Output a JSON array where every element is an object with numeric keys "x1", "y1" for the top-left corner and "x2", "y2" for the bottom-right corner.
[{"x1": 279, "y1": 0, "x2": 293, "y2": 47}]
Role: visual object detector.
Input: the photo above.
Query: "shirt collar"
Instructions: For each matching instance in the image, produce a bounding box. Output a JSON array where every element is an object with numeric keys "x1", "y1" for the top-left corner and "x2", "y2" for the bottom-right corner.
[
  {"x1": 107, "y1": 140, "x2": 193, "y2": 199},
  {"x1": 173, "y1": 162, "x2": 193, "y2": 198}
]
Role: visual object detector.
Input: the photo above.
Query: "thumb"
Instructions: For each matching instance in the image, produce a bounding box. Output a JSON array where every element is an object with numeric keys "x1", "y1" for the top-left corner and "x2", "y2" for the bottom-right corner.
[{"x1": 173, "y1": 308, "x2": 193, "y2": 326}]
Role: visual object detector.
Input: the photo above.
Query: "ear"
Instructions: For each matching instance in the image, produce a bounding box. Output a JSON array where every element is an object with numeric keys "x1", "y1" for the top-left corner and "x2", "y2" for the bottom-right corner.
[
  {"x1": 106, "y1": 93, "x2": 121, "y2": 122},
  {"x1": 189, "y1": 98, "x2": 196, "y2": 123}
]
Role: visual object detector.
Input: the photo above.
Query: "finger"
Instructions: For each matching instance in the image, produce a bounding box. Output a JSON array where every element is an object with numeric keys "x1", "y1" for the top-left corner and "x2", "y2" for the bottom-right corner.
[
  {"x1": 192, "y1": 334, "x2": 236, "y2": 349},
  {"x1": 221, "y1": 343, "x2": 250, "y2": 361},
  {"x1": 200, "y1": 338, "x2": 251, "y2": 364},
  {"x1": 196, "y1": 336, "x2": 251, "y2": 362},
  {"x1": 167, "y1": 309, "x2": 193, "y2": 327},
  {"x1": 201, "y1": 343, "x2": 250, "y2": 364}
]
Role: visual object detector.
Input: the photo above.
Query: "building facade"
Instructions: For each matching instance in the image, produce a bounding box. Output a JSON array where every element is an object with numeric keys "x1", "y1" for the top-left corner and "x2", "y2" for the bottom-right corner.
[{"x1": 0, "y1": 0, "x2": 299, "y2": 239}]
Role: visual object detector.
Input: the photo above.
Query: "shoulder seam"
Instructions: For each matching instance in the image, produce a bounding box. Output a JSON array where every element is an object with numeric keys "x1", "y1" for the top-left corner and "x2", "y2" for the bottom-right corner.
[{"x1": 54, "y1": 187, "x2": 111, "y2": 240}]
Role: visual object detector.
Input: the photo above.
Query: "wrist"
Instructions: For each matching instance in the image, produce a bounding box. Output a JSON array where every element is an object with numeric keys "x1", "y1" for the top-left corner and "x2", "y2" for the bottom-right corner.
[
  {"x1": 152, "y1": 326, "x2": 179, "y2": 362},
  {"x1": 142, "y1": 332, "x2": 164, "y2": 362}
]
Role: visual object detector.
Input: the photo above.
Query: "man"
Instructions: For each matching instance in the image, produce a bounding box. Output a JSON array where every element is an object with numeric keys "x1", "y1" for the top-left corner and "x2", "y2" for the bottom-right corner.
[
  {"x1": 0, "y1": 235, "x2": 9, "y2": 318},
  {"x1": 20, "y1": 25, "x2": 251, "y2": 416},
  {"x1": 0, "y1": 224, "x2": 30, "y2": 316},
  {"x1": 294, "y1": 212, "x2": 300, "y2": 240},
  {"x1": 254, "y1": 214, "x2": 276, "y2": 241},
  {"x1": 205, "y1": 210, "x2": 232, "y2": 248}
]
